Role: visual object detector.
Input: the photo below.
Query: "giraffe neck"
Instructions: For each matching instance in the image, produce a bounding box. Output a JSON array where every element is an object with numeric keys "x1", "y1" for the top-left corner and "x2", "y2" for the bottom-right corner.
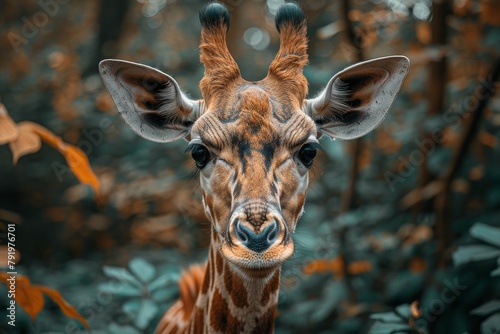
[{"x1": 189, "y1": 233, "x2": 281, "y2": 333}]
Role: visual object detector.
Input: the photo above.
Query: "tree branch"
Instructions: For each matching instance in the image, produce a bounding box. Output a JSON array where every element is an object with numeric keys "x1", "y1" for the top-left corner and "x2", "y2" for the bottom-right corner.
[
  {"x1": 435, "y1": 59, "x2": 500, "y2": 267},
  {"x1": 415, "y1": 0, "x2": 450, "y2": 214}
]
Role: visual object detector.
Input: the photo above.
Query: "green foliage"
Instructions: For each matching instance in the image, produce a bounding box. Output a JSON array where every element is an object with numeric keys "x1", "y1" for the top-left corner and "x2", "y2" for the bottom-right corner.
[
  {"x1": 97, "y1": 257, "x2": 179, "y2": 332},
  {"x1": 369, "y1": 304, "x2": 415, "y2": 334},
  {"x1": 453, "y1": 223, "x2": 500, "y2": 334}
]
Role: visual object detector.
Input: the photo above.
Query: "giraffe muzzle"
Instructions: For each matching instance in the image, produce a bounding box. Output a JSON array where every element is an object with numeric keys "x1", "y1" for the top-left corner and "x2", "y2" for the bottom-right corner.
[{"x1": 234, "y1": 219, "x2": 280, "y2": 253}]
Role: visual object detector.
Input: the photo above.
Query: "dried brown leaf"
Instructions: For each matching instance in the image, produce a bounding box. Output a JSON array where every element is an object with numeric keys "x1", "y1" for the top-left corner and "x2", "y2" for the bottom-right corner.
[
  {"x1": 0, "y1": 101, "x2": 19, "y2": 144},
  {"x1": 26, "y1": 122, "x2": 101, "y2": 196},
  {"x1": 8, "y1": 122, "x2": 42, "y2": 164},
  {"x1": 0, "y1": 273, "x2": 89, "y2": 328}
]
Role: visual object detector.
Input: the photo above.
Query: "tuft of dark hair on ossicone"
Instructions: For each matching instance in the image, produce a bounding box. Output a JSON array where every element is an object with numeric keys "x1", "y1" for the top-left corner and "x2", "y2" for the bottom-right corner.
[
  {"x1": 274, "y1": 2, "x2": 305, "y2": 33},
  {"x1": 199, "y1": 2, "x2": 230, "y2": 31}
]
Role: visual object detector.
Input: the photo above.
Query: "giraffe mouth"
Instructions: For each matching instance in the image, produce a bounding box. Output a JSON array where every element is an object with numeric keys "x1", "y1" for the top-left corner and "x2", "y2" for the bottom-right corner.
[{"x1": 221, "y1": 242, "x2": 295, "y2": 270}]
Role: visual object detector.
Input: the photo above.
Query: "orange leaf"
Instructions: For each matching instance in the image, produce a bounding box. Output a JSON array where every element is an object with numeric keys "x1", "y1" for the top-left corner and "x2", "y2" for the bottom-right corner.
[
  {"x1": 61, "y1": 145, "x2": 100, "y2": 195},
  {"x1": 0, "y1": 273, "x2": 89, "y2": 328},
  {"x1": 8, "y1": 122, "x2": 42, "y2": 164},
  {"x1": 15, "y1": 277, "x2": 45, "y2": 321},
  {"x1": 347, "y1": 260, "x2": 372, "y2": 275},
  {"x1": 304, "y1": 257, "x2": 372, "y2": 277},
  {"x1": 38, "y1": 286, "x2": 89, "y2": 329},
  {"x1": 25, "y1": 122, "x2": 100, "y2": 196},
  {"x1": 409, "y1": 300, "x2": 421, "y2": 327},
  {"x1": 303, "y1": 257, "x2": 344, "y2": 276},
  {"x1": 411, "y1": 300, "x2": 421, "y2": 318},
  {"x1": 0, "y1": 101, "x2": 19, "y2": 144}
]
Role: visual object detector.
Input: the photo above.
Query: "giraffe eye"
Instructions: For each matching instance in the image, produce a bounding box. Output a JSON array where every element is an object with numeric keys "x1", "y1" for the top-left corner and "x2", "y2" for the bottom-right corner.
[
  {"x1": 191, "y1": 144, "x2": 210, "y2": 168},
  {"x1": 298, "y1": 143, "x2": 317, "y2": 168}
]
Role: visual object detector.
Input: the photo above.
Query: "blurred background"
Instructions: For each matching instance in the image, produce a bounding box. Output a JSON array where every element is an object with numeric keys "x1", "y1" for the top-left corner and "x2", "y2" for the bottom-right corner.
[{"x1": 0, "y1": 0, "x2": 499, "y2": 333}]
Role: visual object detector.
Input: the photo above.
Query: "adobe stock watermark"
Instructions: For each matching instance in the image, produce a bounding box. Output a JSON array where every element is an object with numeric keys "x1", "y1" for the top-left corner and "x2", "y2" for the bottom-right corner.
[
  {"x1": 413, "y1": 278, "x2": 467, "y2": 331},
  {"x1": 384, "y1": 73, "x2": 497, "y2": 191},
  {"x1": 7, "y1": 0, "x2": 70, "y2": 54},
  {"x1": 51, "y1": 118, "x2": 115, "y2": 182}
]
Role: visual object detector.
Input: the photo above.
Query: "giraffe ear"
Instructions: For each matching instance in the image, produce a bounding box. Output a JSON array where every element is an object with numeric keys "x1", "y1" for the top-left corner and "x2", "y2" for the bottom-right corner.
[
  {"x1": 99, "y1": 59, "x2": 201, "y2": 143},
  {"x1": 305, "y1": 56, "x2": 409, "y2": 140}
]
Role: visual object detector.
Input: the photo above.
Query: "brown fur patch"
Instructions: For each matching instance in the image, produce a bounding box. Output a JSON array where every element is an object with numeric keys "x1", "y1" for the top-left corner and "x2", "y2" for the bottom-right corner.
[
  {"x1": 210, "y1": 288, "x2": 245, "y2": 333},
  {"x1": 293, "y1": 193, "x2": 306, "y2": 221},
  {"x1": 261, "y1": 269, "x2": 280, "y2": 305},
  {"x1": 191, "y1": 306, "x2": 204, "y2": 334},
  {"x1": 253, "y1": 308, "x2": 276, "y2": 334},
  {"x1": 224, "y1": 265, "x2": 249, "y2": 308},
  {"x1": 178, "y1": 264, "x2": 206, "y2": 321},
  {"x1": 201, "y1": 261, "x2": 211, "y2": 294},
  {"x1": 215, "y1": 250, "x2": 224, "y2": 275}
]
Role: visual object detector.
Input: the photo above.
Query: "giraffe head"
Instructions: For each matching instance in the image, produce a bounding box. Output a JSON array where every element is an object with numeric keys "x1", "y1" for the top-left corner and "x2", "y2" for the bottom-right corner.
[{"x1": 100, "y1": 3, "x2": 409, "y2": 273}]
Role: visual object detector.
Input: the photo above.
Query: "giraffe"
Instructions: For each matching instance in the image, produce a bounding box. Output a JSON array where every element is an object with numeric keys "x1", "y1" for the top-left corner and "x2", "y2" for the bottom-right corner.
[{"x1": 99, "y1": 3, "x2": 410, "y2": 333}]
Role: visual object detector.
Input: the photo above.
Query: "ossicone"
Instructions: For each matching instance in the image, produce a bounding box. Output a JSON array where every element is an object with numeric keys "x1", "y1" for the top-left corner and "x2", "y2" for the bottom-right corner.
[{"x1": 199, "y1": 2, "x2": 230, "y2": 31}]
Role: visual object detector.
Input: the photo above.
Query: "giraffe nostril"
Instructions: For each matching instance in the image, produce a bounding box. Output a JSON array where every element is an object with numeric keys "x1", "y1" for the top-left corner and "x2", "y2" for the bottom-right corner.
[
  {"x1": 235, "y1": 219, "x2": 248, "y2": 243},
  {"x1": 266, "y1": 221, "x2": 279, "y2": 243},
  {"x1": 233, "y1": 219, "x2": 280, "y2": 253}
]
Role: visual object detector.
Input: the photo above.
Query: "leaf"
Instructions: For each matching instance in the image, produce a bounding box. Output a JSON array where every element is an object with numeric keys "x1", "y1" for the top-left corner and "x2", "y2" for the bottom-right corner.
[
  {"x1": 481, "y1": 313, "x2": 500, "y2": 334},
  {"x1": 471, "y1": 300, "x2": 500, "y2": 316},
  {"x1": 453, "y1": 245, "x2": 500, "y2": 266},
  {"x1": 135, "y1": 299, "x2": 159, "y2": 329},
  {"x1": 61, "y1": 145, "x2": 100, "y2": 195},
  {"x1": 0, "y1": 273, "x2": 89, "y2": 328},
  {"x1": 348, "y1": 260, "x2": 373, "y2": 275},
  {"x1": 470, "y1": 223, "x2": 500, "y2": 247},
  {"x1": 8, "y1": 122, "x2": 41, "y2": 164},
  {"x1": 38, "y1": 286, "x2": 89, "y2": 329},
  {"x1": 0, "y1": 274, "x2": 43, "y2": 321},
  {"x1": 129, "y1": 258, "x2": 156, "y2": 283},
  {"x1": 122, "y1": 299, "x2": 141, "y2": 318},
  {"x1": 97, "y1": 282, "x2": 142, "y2": 297},
  {"x1": 0, "y1": 101, "x2": 19, "y2": 144},
  {"x1": 25, "y1": 122, "x2": 100, "y2": 196},
  {"x1": 369, "y1": 321, "x2": 411, "y2": 334},
  {"x1": 148, "y1": 272, "x2": 179, "y2": 293},
  {"x1": 151, "y1": 285, "x2": 178, "y2": 302},
  {"x1": 15, "y1": 279, "x2": 45, "y2": 321},
  {"x1": 102, "y1": 266, "x2": 142, "y2": 288},
  {"x1": 370, "y1": 312, "x2": 404, "y2": 322},
  {"x1": 394, "y1": 304, "x2": 411, "y2": 319}
]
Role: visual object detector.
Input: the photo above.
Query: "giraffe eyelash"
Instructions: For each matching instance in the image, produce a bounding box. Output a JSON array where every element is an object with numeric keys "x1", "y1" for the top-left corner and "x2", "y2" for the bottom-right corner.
[
  {"x1": 184, "y1": 144, "x2": 197, "y2": 153},
  {"x1": 305, "y1": 142, "x2": 323, "y2": 151}
]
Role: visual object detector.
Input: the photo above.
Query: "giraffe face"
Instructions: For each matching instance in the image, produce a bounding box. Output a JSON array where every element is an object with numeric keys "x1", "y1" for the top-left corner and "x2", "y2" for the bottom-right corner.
[
  {"x1": 99, "y1": 3, "x2": 409, "y2": 273},
  {"x1": 190, "y1": 84, "x2": 318, "y2": 269}
]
